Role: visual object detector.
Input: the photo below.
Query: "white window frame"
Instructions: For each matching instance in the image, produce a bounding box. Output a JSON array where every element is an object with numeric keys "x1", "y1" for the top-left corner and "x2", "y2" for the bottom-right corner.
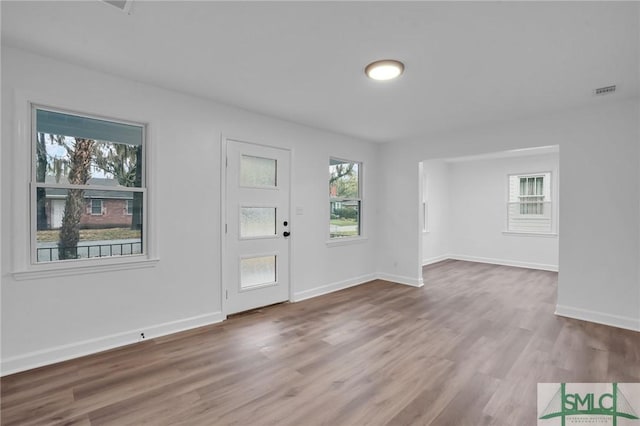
[
  {"x1": 11, "y1": 100, "x2": 157, "y2": 279},
  {"x1": 517, "y1": 175, "x2": 544, "y2": 215},
  {"x1": 90, "y1": 199, "x2": 104, "y2": 216},
  {"x1": 31, "y1": 105, "x2": 148, "y2": 265},
  {"x1": 506, "y1": 171, "x2": 555, "y2": 235},
  {"x1": 328, "y1": 157, "x2": 365, "y2": 244}
]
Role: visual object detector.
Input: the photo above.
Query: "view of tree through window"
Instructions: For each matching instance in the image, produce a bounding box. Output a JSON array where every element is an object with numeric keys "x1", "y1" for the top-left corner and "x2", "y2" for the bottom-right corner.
[
  {"x1": 329, "y1": 158, "x2": 361, "y2": 238},
  {"x1": 33, "y1": 108, "x2": 145, "y2": 263}
]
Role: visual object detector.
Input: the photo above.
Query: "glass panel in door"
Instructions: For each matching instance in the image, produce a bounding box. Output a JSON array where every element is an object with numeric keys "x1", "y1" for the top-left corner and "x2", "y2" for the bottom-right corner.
[
  {"x1": 240, "y1": 207, "x2": 276, "y2": 238},
  {"x1": 240, "y1": 155, "x2": 277, "y2": 187},
  {"x1": 240, "y1": 255, "x2": 277, "y2": 289}
]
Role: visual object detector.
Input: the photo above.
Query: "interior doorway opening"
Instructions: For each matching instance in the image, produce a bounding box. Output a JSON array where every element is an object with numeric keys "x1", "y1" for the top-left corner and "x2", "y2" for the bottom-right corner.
[{"x1": 418, "y1": 145, "x2": 560, "y2": 274}]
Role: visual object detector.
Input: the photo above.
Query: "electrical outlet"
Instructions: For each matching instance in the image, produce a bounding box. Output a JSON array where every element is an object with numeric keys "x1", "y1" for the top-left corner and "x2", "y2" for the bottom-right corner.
[{"x1": 138, "y1": 332, "x2": 146, "y2": 341}]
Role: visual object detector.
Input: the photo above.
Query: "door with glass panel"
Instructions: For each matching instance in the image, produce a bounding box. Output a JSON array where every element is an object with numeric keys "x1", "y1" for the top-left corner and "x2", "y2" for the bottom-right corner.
[{"x1": 224, "y1": 139, "x2": 290, "y2": 315}]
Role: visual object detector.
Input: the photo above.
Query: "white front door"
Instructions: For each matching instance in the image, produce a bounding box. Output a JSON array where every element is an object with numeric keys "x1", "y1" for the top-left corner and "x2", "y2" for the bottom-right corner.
[
  {"x1": 224, "y1": 139, "x2": 291, "y2": 315},
  {"x1": 51, "y1": 199, "x2": 65, "y2": 228}
]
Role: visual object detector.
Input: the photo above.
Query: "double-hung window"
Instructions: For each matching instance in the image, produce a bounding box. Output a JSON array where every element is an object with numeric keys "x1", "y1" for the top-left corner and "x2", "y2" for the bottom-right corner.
[
  {"x1": 518, "y1": 176, "x2": 544, "y2": 214},
  {"x1": 90, "y1": 199, "x2": 103, "y2": 215},
  {"x1": 329, "y1": 158, "x2": 362, "y2": 239},
  {"x1": 33, "y1": 106, "x2": 146, "y2": 263},
  {"x1": 507, "y1": 172, "x2": 552, "y2": 233}
]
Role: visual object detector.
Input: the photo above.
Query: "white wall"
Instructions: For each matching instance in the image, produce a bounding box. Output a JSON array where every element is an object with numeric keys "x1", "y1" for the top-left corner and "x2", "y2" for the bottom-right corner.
[
  {"x1": 381, "y1": 99, "x2": 640, "y2": 331},
  {"x1": 421, "y1": 153, "x2": 559, "y2": 270},
  {"x1": 2, "y1": 46, "x2": 639, "y2": 376},
  {"x1": 1, "y1": 47, "x2": 380, "y2": 374},
  {"x1": 447, "y1": 153, "x2": 559, "y2": 270},
  {"x1": 421, "y1": 160, "x2": 451, "y2": 264}
]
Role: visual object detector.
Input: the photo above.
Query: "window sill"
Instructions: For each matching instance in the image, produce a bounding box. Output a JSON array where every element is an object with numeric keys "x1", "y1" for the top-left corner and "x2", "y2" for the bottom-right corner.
[
  {"x1": 13, "y1": 257, "x2": 159, "y2": 281},
  {"x1": 502, "y1": 231, "x2": 558, "y2": 238},
  {"x1": 326, "y1": 236, "x2": 368, "y2": 247}
]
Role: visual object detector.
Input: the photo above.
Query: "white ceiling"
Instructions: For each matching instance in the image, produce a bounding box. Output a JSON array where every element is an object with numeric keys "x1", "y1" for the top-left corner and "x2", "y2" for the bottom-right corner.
[{"x1": 2, "y1": 1, "x2": 639, "y2": 143}]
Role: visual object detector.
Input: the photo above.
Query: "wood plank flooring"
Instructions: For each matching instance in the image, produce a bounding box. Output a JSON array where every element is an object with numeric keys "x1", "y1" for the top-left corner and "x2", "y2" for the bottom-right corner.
[{"x1": 2, "y1": 260, "x2": 639, "y2": 425}]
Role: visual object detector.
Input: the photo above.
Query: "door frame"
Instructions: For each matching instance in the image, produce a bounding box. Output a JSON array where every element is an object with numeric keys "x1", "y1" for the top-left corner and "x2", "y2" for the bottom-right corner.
[{"x1": 220, "y1": 135, "x2": 293, "y2": 317}]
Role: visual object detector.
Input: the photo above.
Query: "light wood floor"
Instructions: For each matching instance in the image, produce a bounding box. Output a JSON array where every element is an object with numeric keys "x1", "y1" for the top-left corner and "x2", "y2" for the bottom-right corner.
[{"x1": 2, "y1": 260, "x2": 639, "y2": 425}]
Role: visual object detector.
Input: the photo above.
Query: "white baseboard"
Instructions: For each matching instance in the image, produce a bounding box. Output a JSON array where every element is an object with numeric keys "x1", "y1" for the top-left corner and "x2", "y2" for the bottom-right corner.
[
  {"x1": 2, "y1": 270, "x2": 415, "y2": 376},
  {"x1": 293, "y1": 272, "x2": 424, "y2": 303},
  {"x1": 1, "y1": 254, "x2": 564, "y2": 376},
  {"x1": 422, "y1": 254, "x2": 451, "y2": 266},
  {"x1": 1, "y1": 311, "x2": 225, "y2": 376},
  {"x1": 448, "y1": 254, "x2": 558, "y2": 272},
  {"x1": 292, "y1": 273, "x2": 377, "y2": 302},
  {"x1": 555, "y1": 305, "x2": 640, "y2": 332},
  {"x1": 376, "y1": 272, "x2": 424, "y2": 287}
]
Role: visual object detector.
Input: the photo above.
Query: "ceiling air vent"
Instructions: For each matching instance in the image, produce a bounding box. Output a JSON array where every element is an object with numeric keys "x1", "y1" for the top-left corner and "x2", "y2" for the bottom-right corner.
[
  {"x1": 102, "y1": 0, "x2": 133, "y2": 14},
  {"x1": 593, "y1": 85, "x2": 616, "y2": 96}
]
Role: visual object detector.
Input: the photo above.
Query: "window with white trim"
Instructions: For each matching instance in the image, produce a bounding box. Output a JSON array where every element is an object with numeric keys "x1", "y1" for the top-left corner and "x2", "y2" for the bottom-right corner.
[
  {"x1": 125, "y1": 199, "x2": 134, "y2": 215},
  {"x1": 33, "y1": 106, "x2": 146, "y2": 263},
  {"x1": 507, "y1": 172, "x2": 552, "y2": 233},
  {"x1": 329, "y1": 158, "x2": 361, "y2": 239},
  {"x1": 90, "y1": 199, "x2": 103, "y2": 215}
]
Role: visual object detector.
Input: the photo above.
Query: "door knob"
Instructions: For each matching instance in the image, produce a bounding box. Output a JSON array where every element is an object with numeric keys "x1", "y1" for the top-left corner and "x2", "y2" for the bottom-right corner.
[{"x1": 283, "y1": 231, "x2": 291, "y2": 237}]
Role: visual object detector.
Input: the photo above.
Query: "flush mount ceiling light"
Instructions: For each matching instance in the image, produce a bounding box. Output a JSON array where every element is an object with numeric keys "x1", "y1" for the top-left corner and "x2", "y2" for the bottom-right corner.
[
  {"x1": 365, "y1": 59, "x2": 404, "y2": 81},
  {"x1": 102, "y1": 0, "x2": 134, "y2": 14}
]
